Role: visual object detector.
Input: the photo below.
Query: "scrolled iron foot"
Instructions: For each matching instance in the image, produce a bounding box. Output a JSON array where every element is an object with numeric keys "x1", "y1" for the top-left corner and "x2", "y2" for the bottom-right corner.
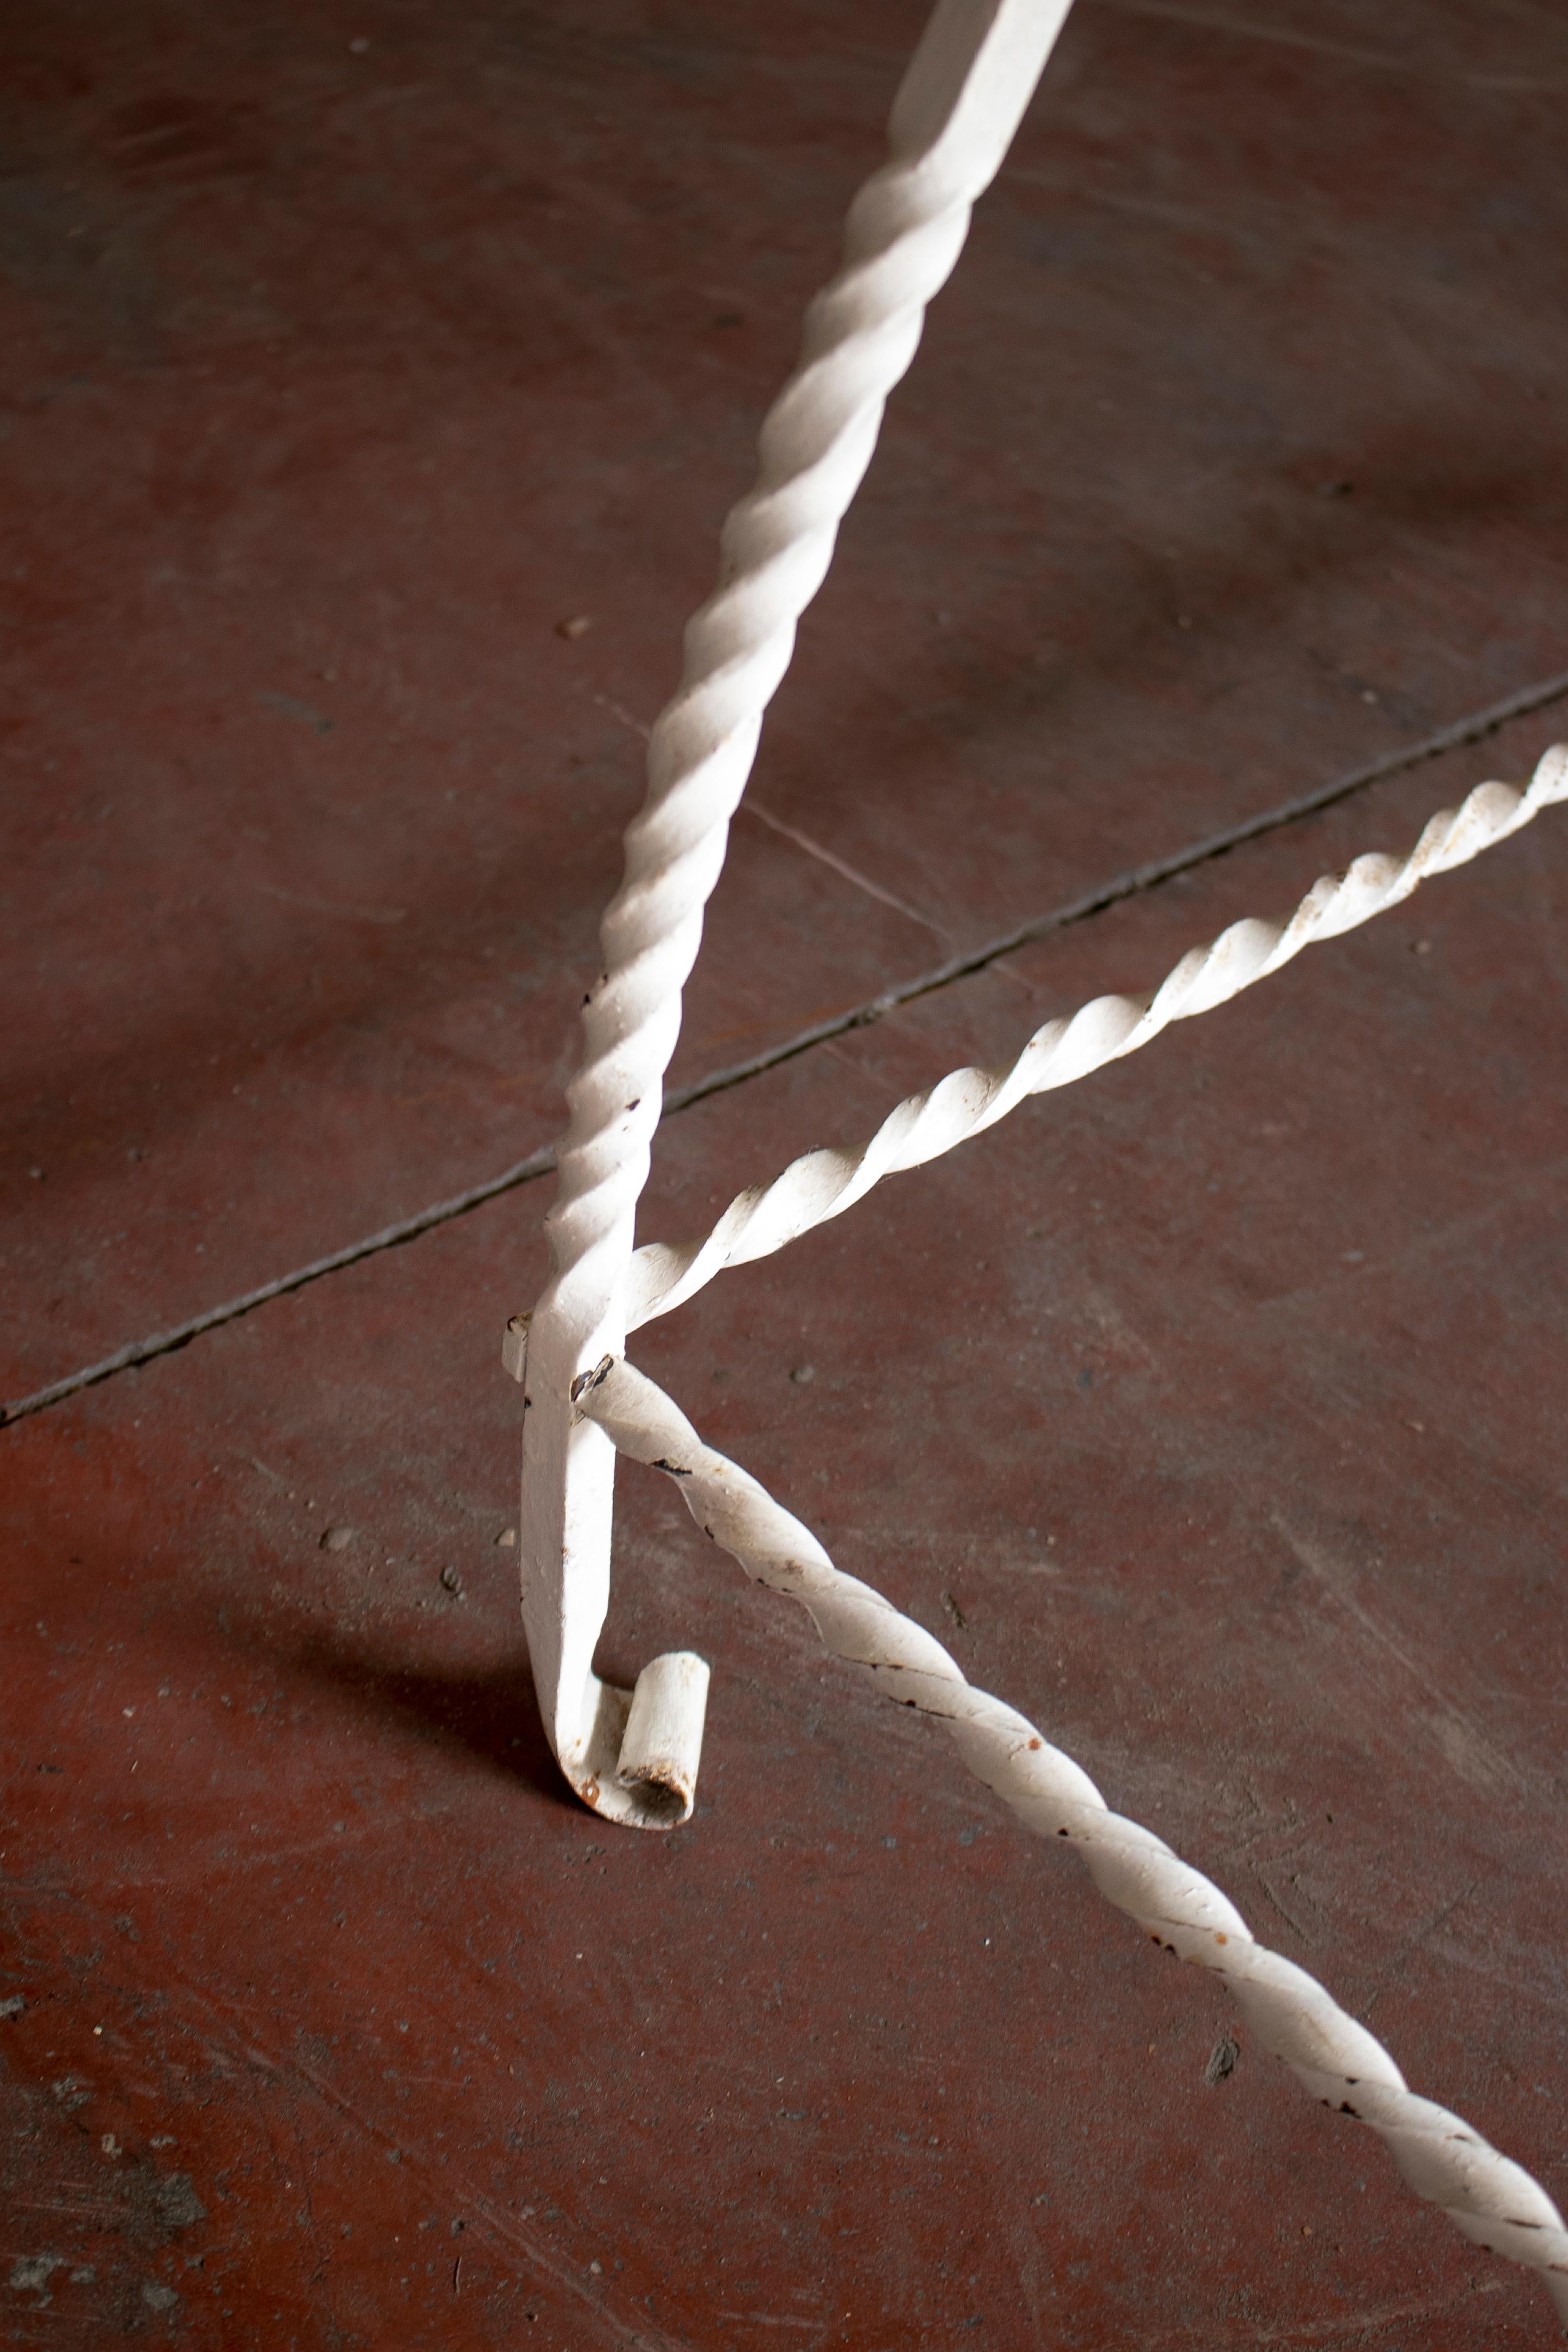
[
  {"x1": 557, "y1": 1652, "x2": 710, "y2": 1831},
  {"x1": 504, "y1": 1318, "x2": 711, "y2": 1829}
]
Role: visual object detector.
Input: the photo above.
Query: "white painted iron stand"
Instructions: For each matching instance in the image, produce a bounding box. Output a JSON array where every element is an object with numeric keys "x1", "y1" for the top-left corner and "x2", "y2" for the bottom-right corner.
[{"x1": 511, "y1": 0, "x2": 1568, "y2": 2323}]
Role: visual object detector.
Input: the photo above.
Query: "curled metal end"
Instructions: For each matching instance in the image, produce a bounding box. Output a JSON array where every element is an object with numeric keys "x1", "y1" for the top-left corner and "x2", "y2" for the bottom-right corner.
[
  {"x1": 560, "y1": 1652, "x2": 710, "y2": 1831},
  {"x1": 616, "y1": 1651, "x2": 710, "y2": 1824}
]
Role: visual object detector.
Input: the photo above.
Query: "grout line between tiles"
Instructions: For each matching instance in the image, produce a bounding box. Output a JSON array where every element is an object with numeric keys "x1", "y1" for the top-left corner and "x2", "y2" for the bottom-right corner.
[{"x1": 5, "y1": 664, "x2": 1566, "y2": 1431}]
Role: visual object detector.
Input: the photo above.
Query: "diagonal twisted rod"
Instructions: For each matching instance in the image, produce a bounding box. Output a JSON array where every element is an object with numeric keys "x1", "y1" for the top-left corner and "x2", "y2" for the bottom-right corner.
[
  {"x1": 625, "y1": 746, "x2": 1568, "y2": 1330},
  {"x1": 573, "y1": 1353, "x2": 1568, "y2": 2326},
  {"x1": 519, "y1": 0, "x2": 1076, "y2": 1824}
]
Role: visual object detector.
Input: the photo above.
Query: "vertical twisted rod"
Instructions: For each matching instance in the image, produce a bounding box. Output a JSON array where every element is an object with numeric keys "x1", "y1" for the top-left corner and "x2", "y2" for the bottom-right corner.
[{"x1": 519, "y1": 0, "x2": 1076, "y2": 1822}]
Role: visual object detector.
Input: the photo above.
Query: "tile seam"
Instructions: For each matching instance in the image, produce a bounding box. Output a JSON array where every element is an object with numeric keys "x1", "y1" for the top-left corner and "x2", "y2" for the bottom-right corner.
[{"x1": 4, "y1": 663, "x2": 1565, "y2": 1431}]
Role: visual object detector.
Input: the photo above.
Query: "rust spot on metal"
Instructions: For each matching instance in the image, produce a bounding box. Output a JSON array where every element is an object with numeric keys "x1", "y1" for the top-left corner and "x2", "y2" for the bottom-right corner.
[{"x1": 624, "y1": 1767, "x2": 689, "y2": 1824}]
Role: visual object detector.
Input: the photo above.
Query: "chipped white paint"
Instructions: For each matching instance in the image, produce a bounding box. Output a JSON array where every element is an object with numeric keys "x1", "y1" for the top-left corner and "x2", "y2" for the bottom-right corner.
[
  {"x1": 626, "y1": 748, "x2": 1568, "y2": 1329},
  {"x1": 511, "y1": 0, "x2": 1568, "y2": 2322},
  {"x1": 501, "y1": 1312, "x2": 531, "y2": 1384}
]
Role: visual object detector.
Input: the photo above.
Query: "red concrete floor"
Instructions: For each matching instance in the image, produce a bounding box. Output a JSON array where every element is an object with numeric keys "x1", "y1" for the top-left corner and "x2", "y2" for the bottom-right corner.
[{"x1": 3, "y1": 0, "x2": 1567, "y2": 2345}]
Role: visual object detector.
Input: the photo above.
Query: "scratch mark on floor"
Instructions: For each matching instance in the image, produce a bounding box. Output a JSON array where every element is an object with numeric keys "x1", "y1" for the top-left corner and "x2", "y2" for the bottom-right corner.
[
  {"x1": 1126, "y1": 2273, "x2": 1504, "y2": 2344},
  {"x1": 1273, "y1": 1519, "x2": 1526, "y2": 1795},
  {"x1": 716, "y1": 2318, "x2": 825, "y2": 2332},
  {"x1": 1093, "y1": 0, "x2": 1549, "y2": 89},
  {"x1": 1360, "y1": 1880, "x2": 1478, "y2": 2014},
  {"x1": 744, "y1": 799, "x2": 950, "y2": 940},
  {"x1": 257, "y1": 882, "x2": 407, "y2": 926}
]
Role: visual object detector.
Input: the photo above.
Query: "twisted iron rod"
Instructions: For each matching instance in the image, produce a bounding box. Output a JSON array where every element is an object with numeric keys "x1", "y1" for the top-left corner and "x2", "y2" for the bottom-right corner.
[
  {"x1": 520, "y1": 0, "x2": 1076, "y2": 1812},
  {"x1": 575, "y1": 1353, "x2": 1568, "y2": 2326},
  {"x1": 627, "y1": 745, "x2": 1567, "y2": 1329}
]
